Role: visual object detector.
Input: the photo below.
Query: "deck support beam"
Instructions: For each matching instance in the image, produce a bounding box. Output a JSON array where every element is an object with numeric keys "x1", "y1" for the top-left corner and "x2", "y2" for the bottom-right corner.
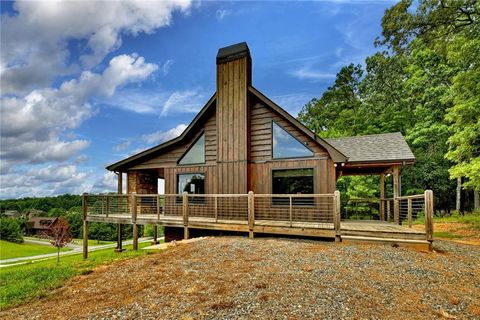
[
  {"x1": 132, "y1": 192, "x2": 138, "y2": 250},
  {"x1": 115, "y1": 172, "x2": 125, "y2": 252},
  {"x1": 151, "y1": 225, "x2": 159, "y2": 245},
  {"x1": 82, "y1": 193, "x2": 88, "y2": 259},
  {"x1": 115, "y1": 224, "x2": 124, "y2": 252}
]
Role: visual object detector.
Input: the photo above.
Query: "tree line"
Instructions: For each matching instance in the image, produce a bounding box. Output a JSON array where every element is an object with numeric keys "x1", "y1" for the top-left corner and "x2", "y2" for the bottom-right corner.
[{"x1": 299, "y1": 0, "x2": 479, "y2": 212}]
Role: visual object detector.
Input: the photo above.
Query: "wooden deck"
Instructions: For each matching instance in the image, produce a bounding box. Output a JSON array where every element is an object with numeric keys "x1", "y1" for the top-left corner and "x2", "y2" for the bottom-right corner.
[
  {"x1": 86, "y1": 213, "x2": 426, "y2": 241},
  {"x1": 81, "y1": 191, "x2": 434, "y2": 259}
]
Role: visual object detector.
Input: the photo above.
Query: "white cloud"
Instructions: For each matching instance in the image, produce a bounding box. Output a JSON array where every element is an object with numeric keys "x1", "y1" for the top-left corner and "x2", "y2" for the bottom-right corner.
[
  {"x1": 290, "y1": 66, "x2": 336, "y2": 81},
  {"x1": 215, "y1": 9, "x2": 232, "y2": 22},
  {"x1": 162, "y1": 59, "x2": 174, "y2": 75},
  {"x1": 0, "y1": 164, "x2": 91, "y2": 199},
  {"x1": 0, "y1": 54, "x2": 157, "y2": 164},
  {"x1": 1, "y1": 0, "x2": 193, "y2": 94},
  {"x1": 270, "y1": 93, "x2": 315, "y2": 116},
  {"x1": 113, "y1": 140, "x2": 132, "y2": 153},
  {"x1": 91, "y1": 171, "x2": 118, "y2": 194},
  {"x1": 141, "y1": 124, "x2": 188, "y2": 145},
  {"x1": 161, "y1": 90, "x2": 204, "y2": 116}
]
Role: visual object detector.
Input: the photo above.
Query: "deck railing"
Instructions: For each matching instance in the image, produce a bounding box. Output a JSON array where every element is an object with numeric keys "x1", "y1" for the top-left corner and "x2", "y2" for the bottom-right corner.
[{"x1": 83, "y1": 192, "x2": 338, "y2": 224}]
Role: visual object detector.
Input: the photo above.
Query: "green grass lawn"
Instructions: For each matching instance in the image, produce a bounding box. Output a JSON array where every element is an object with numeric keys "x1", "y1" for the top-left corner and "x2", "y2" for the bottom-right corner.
[
  {"x1": 413, "y1": 211, "x2": 480, "y2": 228},
  {"x1": 0, "y1": 242, "x2": 153, "y2": 310},
  {"x1": 0, "y1": 240, "x2": 72, "y2": 260}
]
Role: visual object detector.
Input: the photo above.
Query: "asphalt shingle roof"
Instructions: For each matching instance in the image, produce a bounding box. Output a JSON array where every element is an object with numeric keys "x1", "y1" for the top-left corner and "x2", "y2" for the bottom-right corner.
[{"x1": 326, "y1": 132, "x2": 415, "y2": 163}]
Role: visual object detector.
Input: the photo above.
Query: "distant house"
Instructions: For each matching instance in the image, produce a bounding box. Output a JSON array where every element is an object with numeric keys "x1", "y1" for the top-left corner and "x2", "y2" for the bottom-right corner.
[
  {"x1": 3, "y1": 210, "x2": 22, "y2": 218},
  {"x1": 26, "y1": 217, "x2": 58, "y2": 236}
]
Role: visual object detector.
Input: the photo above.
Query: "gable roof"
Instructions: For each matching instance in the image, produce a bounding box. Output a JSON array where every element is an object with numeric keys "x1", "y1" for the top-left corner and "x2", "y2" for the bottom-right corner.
[
  {"x1": 248, "y1": 86, "x2": 348, "y2": 163},
  {"x1": 28, "y1": 217, "x2": 58, "y2": 230},
  {"x1": 106, "y1": 94, "x2": 216, "y2": 171},
  {"x1": 106, "y1": 87, "x2": 349, "y2": 172},
  {"x1": 326, "y1": 132, "x2": 415, "y2": 163}
]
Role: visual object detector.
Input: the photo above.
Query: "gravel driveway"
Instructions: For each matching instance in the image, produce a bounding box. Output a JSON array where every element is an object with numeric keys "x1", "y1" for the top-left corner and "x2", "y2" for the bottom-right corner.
[{"x1": 2, "y1": 237, "x2": 479, "y2": 319}]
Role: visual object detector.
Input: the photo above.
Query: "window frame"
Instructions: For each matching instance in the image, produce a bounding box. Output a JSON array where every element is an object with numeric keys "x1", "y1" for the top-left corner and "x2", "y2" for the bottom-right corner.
[
  {"x1": 271, "y1": 120, "x2": 315, "y2": 160},
  {"x1": 270, "y1": 167, "x2": 316, "y2": 207},
  {"x1": 176, "y1": 172, "x2": 206, "y2": 205},
  {"x1": 177, "y1": 131, "x2": 206, "y2": 166}
]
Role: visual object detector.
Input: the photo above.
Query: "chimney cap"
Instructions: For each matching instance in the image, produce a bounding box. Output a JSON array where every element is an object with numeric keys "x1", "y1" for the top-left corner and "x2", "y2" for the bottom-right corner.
[{"x1": 216, "y1": 42, "x2": 250, "y2": 64}]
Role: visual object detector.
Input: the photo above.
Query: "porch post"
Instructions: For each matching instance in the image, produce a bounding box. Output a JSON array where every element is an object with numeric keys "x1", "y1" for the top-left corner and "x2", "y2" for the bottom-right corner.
[
  {"x1": 379, "y1": 174, "x2": 385, "y2": 221},
  {"x1": 393, "y1": 166, "x2": 400, "y2": 224}
]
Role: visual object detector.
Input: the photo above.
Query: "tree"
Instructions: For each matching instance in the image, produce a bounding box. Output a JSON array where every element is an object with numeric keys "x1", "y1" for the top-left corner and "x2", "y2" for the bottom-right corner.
[
  {"x1": 0, "y1": 217, "x2": 23, "y2": 243},
  {"x1": 47, "y1": 217, "x2": 72, "y2": 264}
]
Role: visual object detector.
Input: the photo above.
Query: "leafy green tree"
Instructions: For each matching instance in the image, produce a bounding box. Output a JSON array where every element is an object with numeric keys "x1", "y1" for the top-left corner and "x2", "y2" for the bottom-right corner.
[
  {"x1": 0, "y1": 217, "x2": 23, "y2": 243},
  {"x1": 444, "y1": 36, "x2": 480, "y2": 191}
]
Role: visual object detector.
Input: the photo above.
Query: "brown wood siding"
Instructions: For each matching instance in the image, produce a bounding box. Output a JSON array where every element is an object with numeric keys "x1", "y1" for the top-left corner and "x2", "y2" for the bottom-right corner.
[
  {"x1": 249, "y1": 159, "x2": 336, "y2": 195},
  {"x1": 130, "y1": 111, "x2": 216, "y2": 170},
  {"x1": 249, "y1": 102, "x2": 328, "y2": 162},
  {"x1": 164, "y1": 165, "x2": 217, "y2": 194},
  {"x1": 216, "y1": 56, "x2": 249, "y2": 194}
]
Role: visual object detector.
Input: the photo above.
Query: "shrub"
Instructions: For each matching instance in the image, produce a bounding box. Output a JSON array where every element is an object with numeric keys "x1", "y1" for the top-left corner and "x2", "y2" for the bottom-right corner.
[{"x1": 0, "y1": 217, "x2": 24, "y2": 243}]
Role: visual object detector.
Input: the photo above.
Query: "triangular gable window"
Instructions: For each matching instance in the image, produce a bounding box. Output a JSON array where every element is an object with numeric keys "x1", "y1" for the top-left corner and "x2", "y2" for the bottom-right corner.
[
  {"x1": 178, "y1": 133, "x2": 205, "y2": 165},
  {"x1": 272, "y1": 121, "x2": 314, "y2": 159}
]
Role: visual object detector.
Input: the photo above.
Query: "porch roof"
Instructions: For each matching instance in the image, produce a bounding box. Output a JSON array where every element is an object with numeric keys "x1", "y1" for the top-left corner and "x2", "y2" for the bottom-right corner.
[{"x1": 326, "y1": 132, "x2": 415, "y2": 164}]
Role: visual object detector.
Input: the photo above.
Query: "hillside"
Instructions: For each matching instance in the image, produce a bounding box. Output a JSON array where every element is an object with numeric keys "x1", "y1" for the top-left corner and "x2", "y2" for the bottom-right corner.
[{"x1": 2, "y1": 237, "x2": 479, "y2": 319}]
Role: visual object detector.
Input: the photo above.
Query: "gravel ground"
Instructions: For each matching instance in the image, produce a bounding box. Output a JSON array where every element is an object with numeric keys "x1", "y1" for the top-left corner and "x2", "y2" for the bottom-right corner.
[{"x1": 2, "y1": 237, "x2": 480, "y2": 320}]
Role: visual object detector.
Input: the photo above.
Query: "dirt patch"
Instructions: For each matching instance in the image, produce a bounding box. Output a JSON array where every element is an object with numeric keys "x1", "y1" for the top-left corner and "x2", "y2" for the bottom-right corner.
[
  {"x1": 1, "y1": 237, "x2": 480, "y2": 319},
  {"x1": 414, "y1": 222, "x2": 480, "y2": 246}
]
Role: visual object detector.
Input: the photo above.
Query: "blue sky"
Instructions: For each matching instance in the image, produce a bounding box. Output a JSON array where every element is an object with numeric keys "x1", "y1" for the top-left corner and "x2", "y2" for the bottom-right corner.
[{"x1": 0, "y1": 0, "x2": 395, "y2": 199}]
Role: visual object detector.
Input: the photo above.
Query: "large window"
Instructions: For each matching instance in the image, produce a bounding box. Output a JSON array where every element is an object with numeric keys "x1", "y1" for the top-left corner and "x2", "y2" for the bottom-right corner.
[
  {"x1": 178, "y1": 133, "x2": 205, "y2": 165},
  {"x1": 177, "y1": 173, "x2": 205, "y2": 204},
  {"x1": 272, "y1": 121, "x2": 314, "y2": 159},
  {"x1": 272, "y1": 168, "x2": 314, "y2": 205}
]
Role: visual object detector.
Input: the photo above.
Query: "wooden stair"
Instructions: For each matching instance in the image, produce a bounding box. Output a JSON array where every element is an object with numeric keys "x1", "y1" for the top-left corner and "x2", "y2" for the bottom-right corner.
[{"x1": 341, "y1": 235, "x2": 431, "y2": 250}]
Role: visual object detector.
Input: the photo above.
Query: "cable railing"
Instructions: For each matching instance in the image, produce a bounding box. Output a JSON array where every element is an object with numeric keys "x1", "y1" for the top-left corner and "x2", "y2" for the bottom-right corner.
[
  {"x1": 396, "y1": 194, "x2": 426, "y2": 229},
  {"x1": 83, "y1": 192, "x2": 337, "y2": 226}
]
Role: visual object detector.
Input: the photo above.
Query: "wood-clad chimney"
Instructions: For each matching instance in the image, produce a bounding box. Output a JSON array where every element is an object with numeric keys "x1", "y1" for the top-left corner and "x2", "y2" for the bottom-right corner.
[{"x1": 216, "y1": 42, "x2": 252, "y2": 194}]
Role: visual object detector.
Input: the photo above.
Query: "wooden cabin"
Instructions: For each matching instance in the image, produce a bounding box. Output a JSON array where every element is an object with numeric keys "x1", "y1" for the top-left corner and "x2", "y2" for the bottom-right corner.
[
  {"x1": 107, "y1": 42, "x2": 415, "y2": 199},
  {"x1": 82, "y1": 43, "x2": 434, "y2": 255}
]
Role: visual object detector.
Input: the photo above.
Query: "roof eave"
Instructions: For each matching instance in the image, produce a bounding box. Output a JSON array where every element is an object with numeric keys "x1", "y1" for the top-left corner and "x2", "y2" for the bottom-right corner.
[
  {"x1": 106, "y1": 93, "x2": 216, "y2": 172},
  {"x1": 248, "y1": 86, "x2": 348, "y2": 163}
]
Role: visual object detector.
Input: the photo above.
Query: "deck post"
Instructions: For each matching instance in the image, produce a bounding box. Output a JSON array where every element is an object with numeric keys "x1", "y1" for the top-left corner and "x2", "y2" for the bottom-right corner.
[
  {"x1": 152, "y1": 225, "x2": 159, "y2": 245},
  {"x1": 289, "y1": 196, "x2": 293, "y2": 227},
  {"x1": 183, "y1": 192, "x2": 189, "y2": 240},
  {"x1": 248, "y1": 191, "x2": 255, "y2": 238},
  {"x1": 393, "y1": 166, "x2": 400, "y2": 224},
  {"x1": 379, "y1": 174, "x2": 385, "y2": 221},
  {"x1": 157, "y1": 195, "x2": 161, "y2": 220},
  {"x1": 334, "y1": 191, "x2": 341, "y2": 242},
  {"x1": 82, "y1": 193, "x2": 88, "y2": 259},
  {"x1": 116, "y1": 172, "x2": 123, "y2": 252},
  {"x1": 214, "y1": 195, "x2": 218, "y2": 223},
  {"x1": 407, "y1": 198, "x2": 413, "y2": 228},
  {"x1": 115, "y1": 224, "x2": 124, "y2": 252},
  {"x1": 132, "y1": 192, "x2": 138, "y2": 250},
  {"x1": 425, "y1": 190, "x2": 434, "y2": 250}
]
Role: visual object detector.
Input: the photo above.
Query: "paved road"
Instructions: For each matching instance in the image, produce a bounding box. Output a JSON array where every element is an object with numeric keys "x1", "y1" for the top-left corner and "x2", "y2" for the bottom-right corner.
[{"x1": 0, "y1": 237, "x2": 161, "y2": 268}]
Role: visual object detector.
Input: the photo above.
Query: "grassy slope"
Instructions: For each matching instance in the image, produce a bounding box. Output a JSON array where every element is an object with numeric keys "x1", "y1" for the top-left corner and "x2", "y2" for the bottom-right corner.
[
  {"x1": 70, "y1": 238, "x2": 115, "y2": 246},
  {"x1": 0, "y1": 240, "x2": 72, "y2": 260},
  {"x1": 0, "y1": 242, "x2": 152, "y2": 310}
]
